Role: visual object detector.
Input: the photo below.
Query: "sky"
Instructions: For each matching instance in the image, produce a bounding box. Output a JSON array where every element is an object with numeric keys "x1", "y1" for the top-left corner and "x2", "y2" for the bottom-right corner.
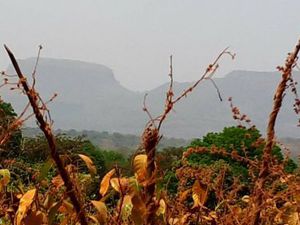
[{"x1": 1, "y1": 0, "x2": 300, "y2": 91}]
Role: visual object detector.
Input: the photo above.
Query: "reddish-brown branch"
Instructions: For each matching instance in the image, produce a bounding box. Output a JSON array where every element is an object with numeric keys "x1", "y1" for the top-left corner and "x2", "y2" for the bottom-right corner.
[
  {"x1": 141, "y1": 48, "x2": 234, "y2": 224},
  {"x1": 32, "y1": 45, "x2": 42, "y2": 89},
  {"x1": 252, "y1": 38, "x2": 300, "y2": 225},
  {"x1": 182, "y1": 146, "x2": 258, "y2": 168},
  {"x1": 143, "y1": 93, "x2": 157, "y2": 128},
  {"x1": 172, "y1": 48, "x2": 233, "y2": 105},
  {"x1": 264, "y1": 39, "x2": 300, "y2": 162},
  {"x1": 4, "y1": 45, "x2": 88, "y2": 225},
  {"x1": 157, "y1": 48, "x2": 234, "y2": 131}
]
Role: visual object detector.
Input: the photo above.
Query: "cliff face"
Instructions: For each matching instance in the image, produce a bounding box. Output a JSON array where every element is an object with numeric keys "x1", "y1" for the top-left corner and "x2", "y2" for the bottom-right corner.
[{"x1": 2, "y1": 58, "x2": 300, "y2": 139}]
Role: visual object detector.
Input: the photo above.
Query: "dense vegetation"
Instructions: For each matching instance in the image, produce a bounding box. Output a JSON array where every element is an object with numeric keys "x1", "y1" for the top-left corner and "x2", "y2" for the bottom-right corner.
[{"x1": 22, "y1": 127, "x2": 188, "y2": 157}]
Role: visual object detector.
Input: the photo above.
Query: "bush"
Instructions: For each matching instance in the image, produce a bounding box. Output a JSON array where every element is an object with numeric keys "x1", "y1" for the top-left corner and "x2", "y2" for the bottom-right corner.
[
  {"x1": 189, "y1": 126, "x2": 297, "y2": 177},
  {"x1": 0, "y1": 100, "x2": 22, "y2": 159}
]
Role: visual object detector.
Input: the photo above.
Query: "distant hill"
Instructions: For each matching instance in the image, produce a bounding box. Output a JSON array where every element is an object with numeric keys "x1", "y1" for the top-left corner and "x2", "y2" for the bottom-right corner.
[
  {"x1": 1, "y1": 58, "x2": 299, "y2": 148},
  {"x1": 4, "y1": 58, "x2": 143, "y2": 134},
  {"x1": 279, "y1": 137, "x2": 300, "y2": 160}
]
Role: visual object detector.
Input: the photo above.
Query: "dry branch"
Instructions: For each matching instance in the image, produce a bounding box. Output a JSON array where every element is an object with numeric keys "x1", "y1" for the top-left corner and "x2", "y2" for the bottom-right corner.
[
  {"x1": 4, "y1": 45, "x2": 88, "y2": 225},
  {"x1": 252, "y1": 38, "x2": 300, "y2": 225},
  {"x1": 141, "y1": 48, "x2": 234, "y2": 225}
]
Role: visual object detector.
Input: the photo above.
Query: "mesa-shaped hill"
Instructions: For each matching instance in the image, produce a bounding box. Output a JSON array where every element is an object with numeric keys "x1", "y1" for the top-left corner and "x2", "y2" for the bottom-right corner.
[{"x1": 2, "y1": 58, "x2": 299, "y2": 140}]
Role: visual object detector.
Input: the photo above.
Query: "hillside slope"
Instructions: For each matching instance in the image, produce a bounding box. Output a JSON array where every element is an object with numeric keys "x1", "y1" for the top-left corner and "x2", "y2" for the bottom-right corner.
[{"x1": 2, "y1": 58, "x2": 299, "y2": 140}]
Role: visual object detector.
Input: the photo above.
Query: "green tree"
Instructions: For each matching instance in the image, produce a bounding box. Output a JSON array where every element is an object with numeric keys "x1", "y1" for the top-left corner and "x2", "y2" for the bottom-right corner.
[
  {"x1": 157, "y1": 147, "x2": 184, "y2": 195},
  {"x1": 0, "y1": 99, "x2": 22, "y2": 159},
  {"x1": 102, "y1": 150, "x2": 129, "y2": 171},
  {"x1": 21, "y1": 134, "x2": 106, "y2": 174},
  {"x1": 188, "y1": 126, "x2": 297, "y2": 180}
]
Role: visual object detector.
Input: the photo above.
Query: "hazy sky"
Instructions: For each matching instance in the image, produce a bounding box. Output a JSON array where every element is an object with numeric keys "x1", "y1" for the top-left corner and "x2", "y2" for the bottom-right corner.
[{"x1": 1, "y1": 0, "x2": 300, "y2": 91}]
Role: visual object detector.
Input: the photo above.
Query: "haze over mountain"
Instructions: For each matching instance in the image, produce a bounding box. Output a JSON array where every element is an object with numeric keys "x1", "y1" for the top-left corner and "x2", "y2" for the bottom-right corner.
[{"x1": 2, "y1": 58, "x2": 300, "y2": 139}]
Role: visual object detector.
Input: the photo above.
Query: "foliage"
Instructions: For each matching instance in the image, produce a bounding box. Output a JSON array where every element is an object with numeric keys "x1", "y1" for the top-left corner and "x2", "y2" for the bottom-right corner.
[
  {"x1": 102, "y1": 150, "x2": 129, "y2": 172},
  {"x1": 0, "y1": 100, "x2": 22, "y2": 158},
  {"x1": 20, "y1": 135, "x2": 106, "y2": 173},
  {"x1": 191, "y1": 126, "x2": 273, "y2": 160},
  {"x1": 156, "y1": 147, "x2": 183, "y2": 195},
  {"x1": 189, "y1": 126, "x2": 297, "y2": 180},
  {"x1": 157, "y1": 147, "x2": 184, "y2": 172},
  {"x1": 0, "y1": 100, "x2": 17, "y2": 117},
  {"x1": 23, "y1": 128, "x2": 188, "y2": 157}
]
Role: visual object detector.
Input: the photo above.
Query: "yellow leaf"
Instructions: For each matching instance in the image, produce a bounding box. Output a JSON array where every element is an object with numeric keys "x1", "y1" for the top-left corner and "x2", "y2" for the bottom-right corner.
[
  {"x1": 0, "y1": 169, "x2": 10, "y2": 192},
  {"x1": 241, "y1": 195, "x2": 250, "y2": 203},
  {"x1": 168, "y1": 218, "x2": 179, "y2": 225},
  {"x1": 121, "y1": 195, "x2": 133, "y2": 221},
  {"x1": 88, "y1": 215, "x2": 100, "y2": 224},
  {"x1": 201, "y1": 211, "x2": 217, "y2": 221},
  {"x1": 43, "y1": 194, "x2": 53, "y2": 209},
  {"x1": 78, "y1": 154, "x2": 97, "y2": 176},
  {"x1": 15, "y1": 189, "x2": 37, "y2": 225},
  {"x1": 192, "y1": 180, "x2": 207, "y2": 208},
  {"x1": 180, "y1": 213, "x2": 191, "y2": 224},
  {"x1": 286, "y1": 211, "x2": 300, "y2": 225},
  {"x1": 133, "y1": 154, "x2": 147, "y2": 184},
  {"x1": 209, "y1": 211, "x2": 217, "y2": 219},
  {"x1": 282, "y1": 203, "x2": 300, "y2": 225},
  {"x1": 202, "y1": 215, "x2": 213, "y2": 221},
  {"x1": 122, "y1": 194, "x2": 132, "y2": 205},
  {"x1": 99, "y1": 168, "x2": 115, "y2": 196},
  {"x1": 110, "y1": 178, "x2": 129, "y2": 193},
  {"x1": 178, "y1": 189, "x2": 191, "y2": 203},
  {"x1": 16, "y1": 194, "x2": 23, "y2": 199},
  {"x1": 91, "y1": 200, "x2": 108, "y2": 224},
  {"x1": 127, "y1": 177, "x2": 139, "y2": 197},
  {"x1": 156, "y1": 199, "x2": 166, "y2": 216},
  {"x1": 192, "y1": 193, "x2": 199, "y2": 209}
]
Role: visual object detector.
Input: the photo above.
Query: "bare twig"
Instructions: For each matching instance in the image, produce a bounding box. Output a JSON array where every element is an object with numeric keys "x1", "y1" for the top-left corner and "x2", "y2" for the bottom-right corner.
[
  {"x1": 156, "y1": 48, "x2": 234, "y2": 131},
  {"x1": 172, "y1": 48, "x2": 233, "y2": 105},
  {"x1": 228, "y1": 97, "x2": 252, "y2": 127},
  {"x1": 206, "y1": 77, "x2": 222, "y2": 101},
  {"x1": 32, "y1": 45, "x2": 42, "y2": 89},
  {"x1": 143, "y1": 93, "x2": 157, "y2": 128},
  {"x1": 115, "y1": 167, "x2": 125, "y2": 225}
]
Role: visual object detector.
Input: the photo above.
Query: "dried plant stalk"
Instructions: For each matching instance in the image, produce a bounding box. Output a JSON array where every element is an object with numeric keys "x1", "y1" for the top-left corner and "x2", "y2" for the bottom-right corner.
[
  {"x1": 141, "y1": 49, "x2": 234, "y2": 225},
  {"x1": 4, "y1": 45, "x2": 88, "y2": 225},
  {"x1": 252, "y1": 38, "x2": 300, "y2": 225},
  {"x1": 264, "y1": 39, "x2": 300, "y2": 170},
  {"x1": 142, "y1": 125, "x2": 160, "y2": 225}
]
